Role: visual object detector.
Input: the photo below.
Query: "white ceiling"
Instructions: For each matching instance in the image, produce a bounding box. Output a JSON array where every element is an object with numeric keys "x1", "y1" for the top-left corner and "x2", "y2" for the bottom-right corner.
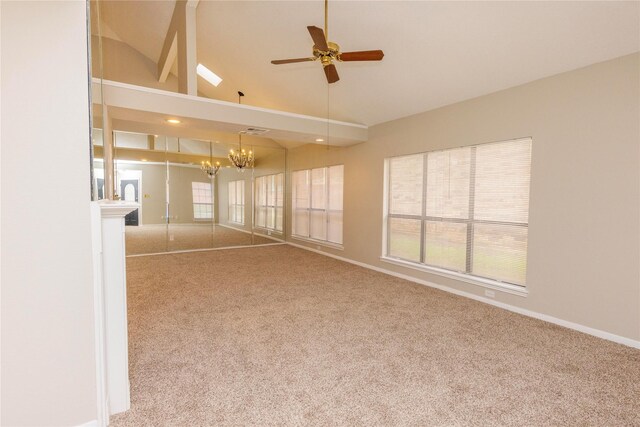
[{"x1": 97, "y1": 1, "x2": 640, "y2": 126}]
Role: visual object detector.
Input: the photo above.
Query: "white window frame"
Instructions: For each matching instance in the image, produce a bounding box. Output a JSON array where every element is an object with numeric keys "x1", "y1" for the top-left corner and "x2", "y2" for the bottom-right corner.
[
  {"x1": 191, "y1": 181, "x2": 213, "y2": 221},
  {"x1": 254, "y1": 173, "x2": 284, "y2": 233},
  {"x1": 382, "y1": 138, "x2": 531, "y2": 297},
  {"x1": 228, "y1": 180, "x2": 245, "y2": 225},
  {"x1": 292, "y1": 165, "x2": 344, "y2": 248}
]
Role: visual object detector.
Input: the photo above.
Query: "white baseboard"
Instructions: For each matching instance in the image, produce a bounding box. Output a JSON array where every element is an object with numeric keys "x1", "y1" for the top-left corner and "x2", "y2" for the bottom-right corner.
[
  {"x1": 76, "y1": 420, "x2": 98, "y2": 427},
  {"x1": 218, "y1": 223, "x2": 284, "y2": 243},
  {"x1": 127, "y1": 242, "x2": 285, "y2": 258},
  {"x1": 286, "y1": 242, "x2": 640, "y2": 349},
  {"x1": 218, "y1": 223, "x2": 252, "y2": 235}
]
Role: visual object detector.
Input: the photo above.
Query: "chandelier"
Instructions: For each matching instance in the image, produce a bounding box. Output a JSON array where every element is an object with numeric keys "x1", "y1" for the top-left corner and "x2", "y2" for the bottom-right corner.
[
  {"x1": 201, "y1": 140, "x2": 221, "y2": 178},
  {"x1": 201, "y1": 160, "x2": 220, "y2": 178},
  {"x1": 228, "y1": 91, "x2": 255, "y2": 171},
  {"x1": 228, "y1": 133, "x2": 254, "y2": 171}
]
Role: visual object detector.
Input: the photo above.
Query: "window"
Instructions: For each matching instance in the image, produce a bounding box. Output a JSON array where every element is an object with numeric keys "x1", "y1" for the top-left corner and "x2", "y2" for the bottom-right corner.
[
  {"x1": 385, "y1": 138, "x2": 532, "y2": 287},
  {"x1": 228, "y1": 180, "x2": 244, "y2": 224},
  {"x1": 192, "y1": 182, "x2": 213, "y2": 220},
  {"x1": 292, "y1": 165, "x2": 344, "y2": 245},
  {"x1": 255, "y1": 173, "x2": 284, "y2": 232}
]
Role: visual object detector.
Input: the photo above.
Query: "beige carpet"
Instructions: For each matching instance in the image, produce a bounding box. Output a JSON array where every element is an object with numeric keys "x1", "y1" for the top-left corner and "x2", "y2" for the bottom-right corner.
[
  {"x1": 125, "y1": 224, "x2": 280, "y2": 255},
  {"x1": 111, "y1": 245, "x2": 639, "y2": 426}
]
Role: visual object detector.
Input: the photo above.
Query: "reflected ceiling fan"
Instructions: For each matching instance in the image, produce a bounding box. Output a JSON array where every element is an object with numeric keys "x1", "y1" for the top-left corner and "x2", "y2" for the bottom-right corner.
[{"x1": 270, "y1": 0, "x2": 384, "y2": 84}]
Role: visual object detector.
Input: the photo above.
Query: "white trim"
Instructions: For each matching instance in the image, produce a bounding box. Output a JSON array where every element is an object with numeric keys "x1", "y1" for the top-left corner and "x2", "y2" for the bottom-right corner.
[
  {"x1": 126, "y1": 242, "x2": 285, "y2": 258},
  {"x1": 286, "y1": 242, "x2": 640, "y2": 349},
  {"x1": 253, "y1": 227, "x2": 286, "y2": 243},
  {"x1": 92, "y1": 78, "x2": 368, "y2": 129},
  {"x1": 90, "y1": 203, "x2": 108, "y2": 427},
  {"x1": 218, "y1": 222, "x2": 252, "y2": 235},
  {"x1": 218, "y1": 223, "x2": 283, "y2": 244},
  {"x1": 97, "y1": 200, "x2": 140, "y2": 218},
  {"x1": 290, "y1": 235, "x2": 344, "y2": 251},
  {"x1": 76, "y1": 420, "x2": 98, "y2": 427},
  {"x1": 381, "y1": 256, "x2": 528, "y2": 297},
  {"x1": 166, "y1": 222, "x2": 214, "y2": 227},
  {"x1": 218, "y1": 223, "x2": 285, "y2": 243},
  {"x1": 227, "y1": 220, "x2": 246, "y2": 227},
  {"x1": 97, "y1": 158, "x2": 209, "y2": 169}
]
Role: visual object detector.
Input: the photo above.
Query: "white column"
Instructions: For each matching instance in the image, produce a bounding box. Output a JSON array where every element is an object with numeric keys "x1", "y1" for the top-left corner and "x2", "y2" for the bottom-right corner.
[
  {"x1": 94, "y1": 200, "x2": 139, "y2": 417},
  {"x1": 178, "y1": 1, "x2": 198, "y2": 95},
  {"x1": 103, "y1": 105, "x2": 115, "y2": 200}
]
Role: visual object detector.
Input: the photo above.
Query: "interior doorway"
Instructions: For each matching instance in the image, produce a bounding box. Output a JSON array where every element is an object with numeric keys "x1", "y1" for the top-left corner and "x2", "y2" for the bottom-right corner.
[
  {"x1": 120, "y1": 179, "x2": 140, "y2": 226},
  {"x1": 116, "y1": 168, "x2": 142, "y2": 226}
]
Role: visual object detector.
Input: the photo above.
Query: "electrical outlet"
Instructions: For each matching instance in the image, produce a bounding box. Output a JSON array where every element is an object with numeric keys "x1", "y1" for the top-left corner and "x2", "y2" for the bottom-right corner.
[
  {"x1": 169, "y1": 234, "x2": 175, "y2": 241},
  {"x1": 267, "y1": 230, "x2": 272, "y2": 236},
  {"x1": 484, "y1": 289, "x2": 495, "y2": 298}
]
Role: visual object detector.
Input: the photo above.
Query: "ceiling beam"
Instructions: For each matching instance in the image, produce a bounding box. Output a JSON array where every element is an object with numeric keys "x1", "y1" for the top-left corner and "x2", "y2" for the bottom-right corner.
[
  {"x1": 157, "y1": 1, "x2": 179, "y2": 83},
  {"x1": 157, "y1": 0, "x2": 199, "y2": 95},
  {"x1": 157, "y1": 32, "x2": 177, "y2": 83},
  {"x1": 179, "y1": 1, "x2": 198, "y2": 96},
  {"x1": 92, "y1": 79, "x2": 368, "y2": 146}
]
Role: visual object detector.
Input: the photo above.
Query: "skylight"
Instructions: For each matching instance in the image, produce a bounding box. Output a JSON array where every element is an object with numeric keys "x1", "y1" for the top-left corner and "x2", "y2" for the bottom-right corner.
[{"x1": 196, "y1": 63, "x2": 222, "y2": 87}]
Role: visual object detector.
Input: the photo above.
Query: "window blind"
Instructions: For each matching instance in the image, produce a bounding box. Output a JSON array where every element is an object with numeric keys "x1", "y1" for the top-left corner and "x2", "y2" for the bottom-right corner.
[
  {"x1": 192, "y1": 182, "x2": 213, "y2": 220},
  {"x1": 255, "y1": 173, "x2": 284, "y2": 232},
  {"x1": 386, "y1": 138, "x2": 532, "y2": 286},
  {"x1": 292, "y1": 165, "x2": 344, "y2": 245},
  {"x1": 228, "y1": 180, "x2": 244, "y2": 224}
]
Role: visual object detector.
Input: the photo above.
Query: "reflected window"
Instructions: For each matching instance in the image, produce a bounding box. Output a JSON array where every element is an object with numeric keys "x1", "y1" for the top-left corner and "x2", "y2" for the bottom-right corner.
[
  {"x1": 255, "y1": 173, "x2": 284, "y2": 232},
  {"x1": 228, "y1": 180, "x2": 244, "y2": 224},
  {"x1": 291, "y1": 165, "x2": 343, "y2": 245},
  {"x1": 192, "y1": 182, "x2": 213, "y2": 220}
]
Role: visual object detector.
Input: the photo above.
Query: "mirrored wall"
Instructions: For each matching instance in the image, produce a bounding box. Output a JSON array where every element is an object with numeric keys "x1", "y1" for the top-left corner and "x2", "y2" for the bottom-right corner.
[{"x1": 92, "y1": 130, "x2": 286, "y2": 255}]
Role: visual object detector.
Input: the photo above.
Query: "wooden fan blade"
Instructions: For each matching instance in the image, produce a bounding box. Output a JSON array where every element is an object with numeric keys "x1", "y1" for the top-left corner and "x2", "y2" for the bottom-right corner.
[
  {"x1": 323, "y1": 63, "x2": 339, "y2": 84},
  {"x1": 307, "y1": 25, "x2": 329, "y2": 51},
  {"x1": 339, "y1": 50, "x2": 385, "y2": 61},
  {"x1": 271, "y1": 57, "x2": 315, "y2": 65}
]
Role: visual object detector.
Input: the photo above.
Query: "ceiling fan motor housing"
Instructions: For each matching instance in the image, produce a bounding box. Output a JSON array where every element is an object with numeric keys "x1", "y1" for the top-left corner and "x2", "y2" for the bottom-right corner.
[{"x1": 314, "y1": 41, "x2": 340, "y2": 66}]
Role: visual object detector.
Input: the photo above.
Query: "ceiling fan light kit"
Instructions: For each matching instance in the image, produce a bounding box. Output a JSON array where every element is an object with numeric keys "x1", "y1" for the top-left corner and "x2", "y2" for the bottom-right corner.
[{"x1": 271, "y1": 0, "x2": 384, "y2": 83}]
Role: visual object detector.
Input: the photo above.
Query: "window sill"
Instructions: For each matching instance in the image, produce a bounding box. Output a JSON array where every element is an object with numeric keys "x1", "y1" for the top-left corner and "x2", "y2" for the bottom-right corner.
[
  {"x1": 291, "y1": 236, "x2": 344, "y2": 251},
  {"x1": 380, "y1": 256, "x2": 528, "y2": 297}
]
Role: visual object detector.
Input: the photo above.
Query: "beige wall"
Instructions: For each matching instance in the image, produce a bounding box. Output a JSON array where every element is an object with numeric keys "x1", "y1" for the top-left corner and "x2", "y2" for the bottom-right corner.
[
  {"x1": 167, "y1": 164, "x2": 213, "y2": 224},
  {"x1": 102, "y1": 161, "x2": 215, "y2": 225},
  {"x1": 91, "y1": 35, "x2": 180, "y2": 92},
  {"x1": 1, "y1": 1, "x2": 97, "y2": 425},
  {"x1": 288, "y1": 53, "x2": 640, "y2": 342}
]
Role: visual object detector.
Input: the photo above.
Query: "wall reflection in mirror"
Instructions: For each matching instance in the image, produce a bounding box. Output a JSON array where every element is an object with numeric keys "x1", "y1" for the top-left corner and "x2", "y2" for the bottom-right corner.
[{"x1": 92, "y1": 129, "x2": 286, "y2": 255}]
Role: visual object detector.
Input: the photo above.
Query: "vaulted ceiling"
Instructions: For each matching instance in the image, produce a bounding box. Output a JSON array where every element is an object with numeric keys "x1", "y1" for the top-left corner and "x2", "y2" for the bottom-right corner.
[{"x1": 94, "y1": 1, "x2": 640, "y2": 126}]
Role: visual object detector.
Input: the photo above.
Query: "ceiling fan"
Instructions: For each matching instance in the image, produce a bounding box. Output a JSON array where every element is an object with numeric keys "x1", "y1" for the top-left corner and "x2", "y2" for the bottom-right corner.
[{"x1": 270, "y1": 0, "x2": 384, "y2": 84}]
